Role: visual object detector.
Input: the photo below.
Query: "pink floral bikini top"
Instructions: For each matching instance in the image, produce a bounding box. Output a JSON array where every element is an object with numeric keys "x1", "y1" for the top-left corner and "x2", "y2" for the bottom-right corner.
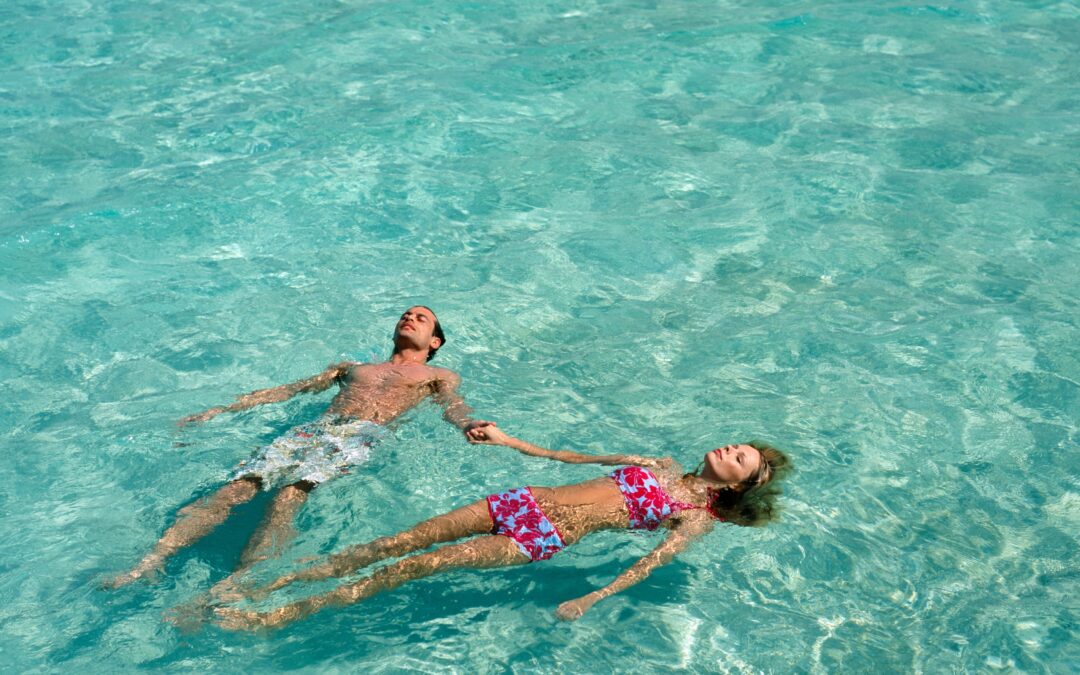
[{"x1": 610, "y1": 466, "x2": 706, "y2": 530}]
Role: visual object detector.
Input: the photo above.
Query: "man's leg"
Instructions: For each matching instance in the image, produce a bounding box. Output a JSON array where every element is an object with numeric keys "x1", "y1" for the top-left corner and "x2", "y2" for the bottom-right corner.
[
  {"x1": 209, "y1": 480, "x2": 314, "y2": 600},
  {"x1": 238, "y1": 480, "x2": 314, "y2": 570},
  {"x1": 106, "y1": 477, "x2": 262, "y2": 588}
]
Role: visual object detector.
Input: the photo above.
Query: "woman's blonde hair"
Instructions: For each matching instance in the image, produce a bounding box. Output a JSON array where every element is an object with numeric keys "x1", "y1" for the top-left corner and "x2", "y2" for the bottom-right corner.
[{"x1": 705, "y1": 441, "x2": 791, "y2": 527}]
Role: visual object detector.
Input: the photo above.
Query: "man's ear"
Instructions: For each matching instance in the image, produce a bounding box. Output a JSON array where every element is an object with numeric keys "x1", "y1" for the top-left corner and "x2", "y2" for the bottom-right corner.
[{"x1": 429, "y1": 336, "x2": 443, "y2": 351}]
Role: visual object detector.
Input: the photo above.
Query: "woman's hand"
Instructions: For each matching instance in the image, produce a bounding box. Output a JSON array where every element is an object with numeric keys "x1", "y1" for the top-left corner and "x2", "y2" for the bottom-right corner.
[
  {"x1": 466, "y1": 424, "x2": 514, "y2": 446},
  {"x1": 555, "y1": 592, "x2": 600, "y2": 621}
]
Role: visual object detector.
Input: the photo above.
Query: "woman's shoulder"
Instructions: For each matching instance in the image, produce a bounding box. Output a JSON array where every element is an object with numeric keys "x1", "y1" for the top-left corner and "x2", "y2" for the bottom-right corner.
[
  {"x1": 646, "y1": 458, "x2": 685, "y2": 479},
  {"x1": 616, "y1": 457, "x2": 682, "y2": 474}
]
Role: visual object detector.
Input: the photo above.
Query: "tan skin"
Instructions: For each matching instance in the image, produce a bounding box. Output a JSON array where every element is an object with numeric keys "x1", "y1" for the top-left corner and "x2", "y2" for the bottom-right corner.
[
  {"x1": 105, "y1": 307, "x2": 494, "y2": 590},
  {"x1": 213, "y1": 428, "x2": 764, "y2": 630}
]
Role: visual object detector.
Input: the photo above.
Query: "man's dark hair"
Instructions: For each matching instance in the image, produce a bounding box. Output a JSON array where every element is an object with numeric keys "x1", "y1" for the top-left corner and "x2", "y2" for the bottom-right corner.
[{"x1": 419, "y1": 305, "x2": 445, "y2": 362}]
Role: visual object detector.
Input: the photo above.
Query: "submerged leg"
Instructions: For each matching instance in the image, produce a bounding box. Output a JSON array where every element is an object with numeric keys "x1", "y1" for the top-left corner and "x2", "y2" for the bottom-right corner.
[
  {"x1": 105, "y1": 478, "x2": 261, "y2": 588},
  {"x1": 239, "y1": 481, "x2": 314, "y2": 569},
  {"x1": 216, "y1": 535, "x2": 527, "y2": 630},
  {"x1": 258, "y1": 499, "x2": 493, "y2": 595},
  {"x1": 210, "y1": 481, "x2": 313, "y2": 601}
]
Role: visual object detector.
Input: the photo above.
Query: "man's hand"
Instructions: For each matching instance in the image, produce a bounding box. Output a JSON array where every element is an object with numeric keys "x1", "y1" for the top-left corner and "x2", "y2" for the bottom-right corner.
[
  {"x1": 178, "y1": 407, "x2": 226, "y2": 427},
  {"x1": 462, "y1": 421, "x2": 498, "y2": 442},
  {"x1": 555, "y1": 593, "x2": 600, "y2": 621},
  {"x1": 465, "y1": 422, "x2": 511, "y2": 445}
]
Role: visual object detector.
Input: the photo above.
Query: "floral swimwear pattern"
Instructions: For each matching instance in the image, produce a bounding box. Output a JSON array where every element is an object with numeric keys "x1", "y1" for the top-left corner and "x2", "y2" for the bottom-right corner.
[
  {"x1": 486, "y1": 487, "x2": 566, "y2": 562},
  {"x1": 611, "y1": 466, "x2": 699, "y2": 530}
]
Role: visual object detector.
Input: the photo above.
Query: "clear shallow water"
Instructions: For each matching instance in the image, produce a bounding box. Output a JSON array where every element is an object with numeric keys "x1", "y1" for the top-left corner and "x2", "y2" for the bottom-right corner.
[{"x1": 1, "y1": 0, "x2": 1078, "y2": 671}]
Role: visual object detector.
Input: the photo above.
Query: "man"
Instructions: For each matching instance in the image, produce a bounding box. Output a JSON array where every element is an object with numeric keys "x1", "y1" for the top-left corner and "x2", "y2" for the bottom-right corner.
[{"x1": 107, "y1": 306, "x2": 493, "y2": 589}]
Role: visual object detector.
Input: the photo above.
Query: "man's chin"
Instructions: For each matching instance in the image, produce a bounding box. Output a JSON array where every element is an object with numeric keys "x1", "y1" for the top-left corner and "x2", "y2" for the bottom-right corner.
[{"x1": 393, "y1": 338, "x2": 424, "y2": 352}]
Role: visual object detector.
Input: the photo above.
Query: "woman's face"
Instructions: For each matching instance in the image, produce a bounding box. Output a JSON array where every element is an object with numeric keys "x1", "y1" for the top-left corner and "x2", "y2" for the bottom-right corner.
[{"x1": 702, "y1": 444, "x2": 762, "y2": 485}]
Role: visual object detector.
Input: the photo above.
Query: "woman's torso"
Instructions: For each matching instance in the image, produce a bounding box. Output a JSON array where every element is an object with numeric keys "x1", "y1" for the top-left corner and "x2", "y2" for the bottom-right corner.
[
  {"x1": 528, "y1": 467, "x2": 698, "y2": 544},
  {"x1": 527, "y1": 478, "x2": 629, "y2": 544}
]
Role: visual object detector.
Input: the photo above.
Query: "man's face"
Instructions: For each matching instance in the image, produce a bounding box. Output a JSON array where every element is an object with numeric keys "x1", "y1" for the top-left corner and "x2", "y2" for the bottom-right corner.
[{"x1": 394, "y1": 306, "x2": 441, "y2": 352}]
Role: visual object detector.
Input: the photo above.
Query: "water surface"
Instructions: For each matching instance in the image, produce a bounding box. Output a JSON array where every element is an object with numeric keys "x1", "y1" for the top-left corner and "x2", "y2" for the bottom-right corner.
[{"x1": 1, "y1": 0, "x2": 1078, "y2": 671}]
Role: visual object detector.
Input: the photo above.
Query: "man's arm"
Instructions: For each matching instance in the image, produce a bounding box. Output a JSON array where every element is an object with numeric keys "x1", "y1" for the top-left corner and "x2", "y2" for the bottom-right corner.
[
  {"x1": 555, "y1": 514, "x2": 714, "y2": 621},
  {"x1": 179, "y1": 362, "x2": 350, "y2": 425},
  {"x1": 432, "y1": 371, "x2": 494, "y2": 434}
]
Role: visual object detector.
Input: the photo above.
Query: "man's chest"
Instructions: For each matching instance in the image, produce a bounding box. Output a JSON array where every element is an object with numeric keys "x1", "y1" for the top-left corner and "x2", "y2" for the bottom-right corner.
[{"x1": 344, "y1": 366, "x2": 436, "y2": 393}]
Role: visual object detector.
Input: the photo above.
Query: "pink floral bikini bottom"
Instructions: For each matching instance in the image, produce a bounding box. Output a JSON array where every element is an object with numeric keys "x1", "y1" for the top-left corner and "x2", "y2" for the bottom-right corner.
[{"x1": 485, "y1": 486, "x2": 566, "y2": 562}]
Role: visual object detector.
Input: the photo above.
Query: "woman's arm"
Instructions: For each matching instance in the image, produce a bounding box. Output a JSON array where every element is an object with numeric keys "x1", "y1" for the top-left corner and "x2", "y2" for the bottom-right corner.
[
  {"x1": 555, "y1": 515, "x2": 714, "y2": 621},
  {"x1": 468, "y1": 426, "x2": 645, "y2": 466},
  {"x1": 179, "y1": 362, "x2": 350, "y2": 425}
]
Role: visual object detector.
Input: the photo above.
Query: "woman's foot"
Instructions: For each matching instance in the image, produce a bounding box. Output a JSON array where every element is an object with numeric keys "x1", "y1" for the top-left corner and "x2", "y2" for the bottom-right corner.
[
  {"x1": 164, "y1": 597, "x2": 214, "y2": 633},
  {"x1": 213, "y1": 606, "x2": 284, "y2": 631},
  {"x1": 102, "y1": 556, "x2": 164, "y2": 589},
  {"x1": 209, "y1": 576, "x2": 247, "y2": 603}
]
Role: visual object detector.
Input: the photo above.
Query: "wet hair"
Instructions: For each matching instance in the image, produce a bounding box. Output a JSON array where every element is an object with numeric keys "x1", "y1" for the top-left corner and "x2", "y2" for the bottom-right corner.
[
  {"x1": 696, "y1": 441, "x2": 791, "y2": 527},
  {"x1": 417, "y1": 305, "x2": 445, "y2": 362}
]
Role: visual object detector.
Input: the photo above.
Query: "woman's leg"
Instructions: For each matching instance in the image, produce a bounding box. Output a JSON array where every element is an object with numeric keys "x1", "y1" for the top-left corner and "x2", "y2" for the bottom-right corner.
[
  {"x1": 258, "y1": 499, "x2": 494, "y2": 594},
  {"x1": 105, "y1": 478, "x2": 262, "y2": 588},
  {"x1": 217, "y1": 535, "x2": 527, "y2": 630}
]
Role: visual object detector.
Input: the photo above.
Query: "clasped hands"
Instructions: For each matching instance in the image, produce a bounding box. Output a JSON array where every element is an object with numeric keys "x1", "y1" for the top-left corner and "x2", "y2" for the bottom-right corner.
[{"x1": 464, "y1": 420, "x2": 507, "y2": 445}]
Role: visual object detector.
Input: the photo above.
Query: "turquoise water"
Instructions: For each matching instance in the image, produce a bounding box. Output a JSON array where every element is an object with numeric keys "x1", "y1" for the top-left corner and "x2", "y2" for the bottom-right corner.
[{"x1": 2, "y1": 0, "x2": 1078, "y2": 671}]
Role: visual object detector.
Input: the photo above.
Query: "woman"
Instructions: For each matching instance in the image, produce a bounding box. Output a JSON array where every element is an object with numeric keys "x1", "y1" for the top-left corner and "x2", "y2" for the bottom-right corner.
[{"x1": 214, "y1": 427, "x2": 789, "y2": 629}]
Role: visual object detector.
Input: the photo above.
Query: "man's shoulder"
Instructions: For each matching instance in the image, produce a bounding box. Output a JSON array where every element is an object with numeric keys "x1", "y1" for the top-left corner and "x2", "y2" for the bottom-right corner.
[
  {"x1": 333, "y1": 360, "x2": 366, "y2": 376},
  {"x1": 427, "y1": 365, "x2": 460, "y2": 382}
]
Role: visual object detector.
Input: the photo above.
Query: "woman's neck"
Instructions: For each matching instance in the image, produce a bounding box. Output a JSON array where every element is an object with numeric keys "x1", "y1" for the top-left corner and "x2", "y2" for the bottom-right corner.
[{"x1": 675, "y1": 473, "x2": 726, "y2": 507}]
